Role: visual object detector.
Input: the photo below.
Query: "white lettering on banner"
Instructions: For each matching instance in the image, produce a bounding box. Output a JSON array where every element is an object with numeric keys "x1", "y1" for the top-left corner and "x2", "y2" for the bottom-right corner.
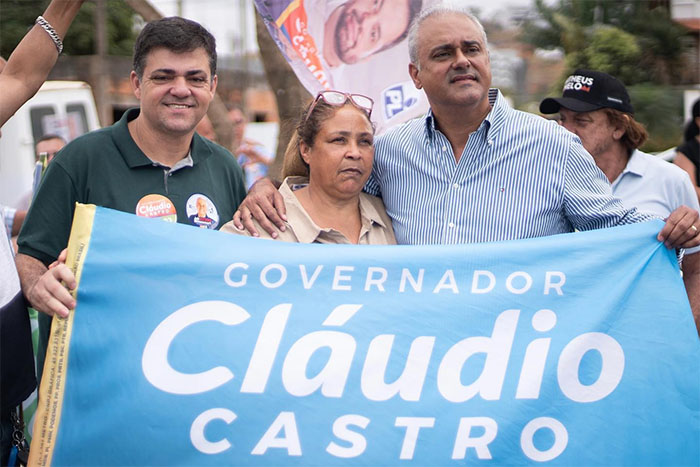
[
  {"x1": 144, "y1": 300, "x2": 626, "y2": 462},
  {"x1": 516, "y1": 309, "x2": 557, "y2": 399},
  {"x1": 261, "y1": 264, "x2": 287, "y2": 288},
  {"x1": 224, "y1": 262, "x2": 248, "y2": 287},
  {"x1": 437, "y1": 310, "x2": 519, "y2": 402},
  {"x1": 251, "y1": 412, "x2": 302, "y2": 456},
  {"x1": 395, "y1": 417, "x2": 435, "y2": 460},
  {"x1": 433, "y1": 270, "x2": 459, "y2": 294},
  {"x1": 399, "y1": 268, "x2": 424, "y2": 292},
  {"x1": 506, "y1": 272, "x2": 533, "y2": 294},
  {"x1": 141, "y1": 301, "x2": 249, "y2": 395},
  {"x1": 299, "y1": 265, "x2": 323, "y2": 289},
  {"x1": 365, "y1": 267, "x2": 388, "y2": 291},
  {"x1": 282, "y1": 331, "x2": 355, "y2": 397},
  {"x1": 472, "y1": 270, "x2": 495, "y2": 294},
  {"x1": 361, "y1": 335, "x2": 435, "y2": 401},
  {"x1": 145, "y1": 303, "x2": 625, "y2": 403},
  {"x1": 190, "y1": 408, "x2": 236, "y2": 454},
  {"x1": 544, "y1": 272, "x2": 566, "y2": 295},
  {"x1": 240, "y1": 304, "x2": 292, "y2": 394},
  {"x1": 223, "y1": 263, "x2": 567, "y2": 296},
  {"x1": 520, "y1": 417, "x2": 568, "y2": 461},
  {"x1": 333, "y1": 266, "x2": 354, "y2": 291},
  {"x1": 326, "y1": 415, "x2": 370, "y2": 458},
  {"x1": 557, "y1": 333, "x2": 625, "y2": 402},
  {"x1": 452, "y1": 417, "x2": 498, "y2": 460},
  {"x1": 187, "y1": 410, "x2": 573, "y2": 459}
]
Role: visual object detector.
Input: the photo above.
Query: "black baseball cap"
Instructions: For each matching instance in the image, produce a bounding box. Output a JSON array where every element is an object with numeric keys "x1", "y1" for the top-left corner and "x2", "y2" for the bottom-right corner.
[{"x1": 540, "y1": 69, "x2": 634, "y2": 115}]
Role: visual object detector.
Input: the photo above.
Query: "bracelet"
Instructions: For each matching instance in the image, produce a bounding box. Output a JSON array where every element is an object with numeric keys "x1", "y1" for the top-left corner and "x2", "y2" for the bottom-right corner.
[{"x1": 35, "y1": 15, "x2": 63, "y2": 54}]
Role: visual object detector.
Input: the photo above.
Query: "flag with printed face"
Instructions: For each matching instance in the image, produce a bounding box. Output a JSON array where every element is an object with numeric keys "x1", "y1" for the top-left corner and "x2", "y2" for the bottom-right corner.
[
  {"x1": 253, "y1": 0, "x2": 430, "y2": 133},
  {"x1": 30, "y1": 204, "x2": 700, "y2": 466}
]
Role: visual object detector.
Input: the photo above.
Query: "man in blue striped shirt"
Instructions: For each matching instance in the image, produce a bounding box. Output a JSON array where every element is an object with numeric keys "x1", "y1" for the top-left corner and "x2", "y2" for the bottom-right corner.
[{"x1": 233, "y1": 4, "x2": 700, "y2": 251}]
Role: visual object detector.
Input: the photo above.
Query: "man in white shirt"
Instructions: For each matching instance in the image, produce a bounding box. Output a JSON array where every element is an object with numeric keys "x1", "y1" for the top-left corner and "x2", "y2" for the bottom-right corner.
[{"x1": 541, "y1": 69, "x2": 700, "y2": 333}]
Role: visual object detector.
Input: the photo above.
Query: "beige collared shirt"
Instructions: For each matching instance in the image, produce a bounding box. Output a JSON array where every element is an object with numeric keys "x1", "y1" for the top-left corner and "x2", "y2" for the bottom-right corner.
[{"x1": 221, "y1": 176, "x2": 396, "y2": 245}]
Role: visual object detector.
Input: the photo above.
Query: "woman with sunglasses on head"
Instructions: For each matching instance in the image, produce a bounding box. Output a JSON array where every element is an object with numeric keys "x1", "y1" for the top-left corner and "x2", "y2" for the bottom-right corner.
[{"x1": 221, "y1": 90, "x2": 395, "y2": 244}]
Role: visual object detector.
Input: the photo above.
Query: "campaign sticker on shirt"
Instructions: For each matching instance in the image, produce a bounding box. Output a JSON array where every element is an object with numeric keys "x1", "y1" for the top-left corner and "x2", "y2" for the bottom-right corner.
[
  {"x1": 186, "y1": 194, "x2": 219, "y2": 229},
  {"x1": 135, "y1": 194, "x2": 177, "y2": 223}
]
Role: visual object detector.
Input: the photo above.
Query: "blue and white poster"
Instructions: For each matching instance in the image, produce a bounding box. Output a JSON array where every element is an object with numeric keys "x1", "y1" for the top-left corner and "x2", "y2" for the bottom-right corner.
[{"x1": 30, "y1": 204, "x2": 700, "y2": 465}]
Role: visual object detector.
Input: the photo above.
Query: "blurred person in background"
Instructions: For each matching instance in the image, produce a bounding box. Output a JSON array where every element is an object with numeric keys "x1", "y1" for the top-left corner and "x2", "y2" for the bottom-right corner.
[
  {"x1": 229, "y1": 107, "x2": 274, "y2": 190},
  {"x1": 222, "y1": 90, "x2": 395, "y2": 244},
  {"x1": 0, "y1": 0, "x2": 86, "y2": 463},
  {"x1": 15, "y1": 134, "x2": 67, "y2": 212},
  {"x1": 674, "y1": 98, "x2": 700, "y2": 203},
  {"x1": 35, "y1": 133, "x2": 67, "y2": 165},
  {"x1": 540, "y1": 70, "x2": 700, "y2": 334},
  {"x1": 195, "y1": 114, "x2": 217, "y2": 142}
]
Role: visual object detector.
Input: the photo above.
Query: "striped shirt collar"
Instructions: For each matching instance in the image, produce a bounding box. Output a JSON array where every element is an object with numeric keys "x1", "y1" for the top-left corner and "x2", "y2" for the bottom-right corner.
[{"x1": 423, "y1": 88, "x2": 505, "y2": 142}]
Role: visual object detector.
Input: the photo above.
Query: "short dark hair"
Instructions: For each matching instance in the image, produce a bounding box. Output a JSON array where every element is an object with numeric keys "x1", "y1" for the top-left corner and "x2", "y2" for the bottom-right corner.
[
  {"x1": 35, "y1": 133, "x2": 66, "y2": 146},
  {"x1": 133, "y1": 17, "x2": 217, "y2": 80}
]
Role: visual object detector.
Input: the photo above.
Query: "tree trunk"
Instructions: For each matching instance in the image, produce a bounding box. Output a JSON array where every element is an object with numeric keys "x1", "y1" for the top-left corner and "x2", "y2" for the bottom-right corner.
[
  {"x1": 254, "y1": 9, "x2": 311, "y2": 180},
  {"x1": 124, "y1": 0, "x2": 234, "y2": 151}
]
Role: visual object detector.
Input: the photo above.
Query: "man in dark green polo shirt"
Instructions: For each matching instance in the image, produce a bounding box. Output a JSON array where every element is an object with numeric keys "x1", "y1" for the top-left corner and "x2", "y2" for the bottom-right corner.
[{"x1": 16, "y1": 17, "x2": 246, "y2": 377}]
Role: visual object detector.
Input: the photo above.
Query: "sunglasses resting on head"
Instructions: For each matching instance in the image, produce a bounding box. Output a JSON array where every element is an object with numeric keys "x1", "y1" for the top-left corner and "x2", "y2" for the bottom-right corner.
[{"x1": 304, "y1": 90, "x2": 374, "y2": 123}]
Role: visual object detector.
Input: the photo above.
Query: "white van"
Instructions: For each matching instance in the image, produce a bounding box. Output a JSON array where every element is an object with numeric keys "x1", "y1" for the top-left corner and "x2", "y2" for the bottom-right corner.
[{"x1": 0, "y1": 81, "x2": 100, "y2": 208}]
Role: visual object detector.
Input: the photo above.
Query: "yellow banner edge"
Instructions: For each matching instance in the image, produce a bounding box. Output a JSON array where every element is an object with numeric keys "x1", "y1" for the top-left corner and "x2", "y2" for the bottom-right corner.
[
  {"x1": 28, "y1": 203, "x2": 96, "y2": 466},
  {"x1": 275, "y1": 0, "x2": 301, "y2": 27}
]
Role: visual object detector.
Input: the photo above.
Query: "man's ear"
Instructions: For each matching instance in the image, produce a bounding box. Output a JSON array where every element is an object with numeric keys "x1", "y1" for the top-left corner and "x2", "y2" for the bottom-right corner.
[
  {"x1": 409, "y1": 63, "x2": 422, "y2": 90},
  {"x1": 130, "y1": 71, "x2": 142, "y2": 99},
  {"x1": 210, "y1": 74, "x2": 218, "y2": 95},
  {"x1": 612, "y1": 115, "x2": 628, "y2": 141}
]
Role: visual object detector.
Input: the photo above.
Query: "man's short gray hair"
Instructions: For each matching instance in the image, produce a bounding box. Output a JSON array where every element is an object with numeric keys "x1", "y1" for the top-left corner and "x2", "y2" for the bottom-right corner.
[{"x1": 407, "y1": 3, "x2": 488, "y2": 68}]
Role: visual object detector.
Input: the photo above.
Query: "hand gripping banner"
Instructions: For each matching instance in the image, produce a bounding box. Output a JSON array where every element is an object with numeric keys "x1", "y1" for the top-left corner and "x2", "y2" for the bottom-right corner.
[{"x1": 30, "y1": 204, "x2": 700, "y2": 465}]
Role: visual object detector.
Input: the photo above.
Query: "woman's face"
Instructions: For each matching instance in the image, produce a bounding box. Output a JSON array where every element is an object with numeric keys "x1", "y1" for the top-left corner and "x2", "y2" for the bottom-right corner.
[{"x1": 301, "y1": 105, "x2": 374, "y2": 200}]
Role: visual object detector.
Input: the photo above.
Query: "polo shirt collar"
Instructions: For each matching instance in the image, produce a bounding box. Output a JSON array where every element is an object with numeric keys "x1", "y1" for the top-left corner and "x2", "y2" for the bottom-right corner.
[
  {"x1": 621, "y1": 150, "x2": 646, "y2": 178},
  {"x1": 281, "y1": 176, "x2": 388, "y2": 244},
  {"x1": 112, "y1": 107, "x2": 212, "y2": 168}
]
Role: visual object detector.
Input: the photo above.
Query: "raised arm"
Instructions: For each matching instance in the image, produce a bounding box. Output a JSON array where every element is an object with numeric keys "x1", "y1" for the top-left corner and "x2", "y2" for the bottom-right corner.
[{"x1": 0, "y1": 0, "x2": 86, "y2": 126}]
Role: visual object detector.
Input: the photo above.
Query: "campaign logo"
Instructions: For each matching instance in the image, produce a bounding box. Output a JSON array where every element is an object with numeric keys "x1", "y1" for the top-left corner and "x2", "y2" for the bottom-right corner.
[
  {"x1": 186, "y1": 194, "x2": 219, "y2": 229},
  {"x1": 135, "y1": 194, "x2": 177, "y2": 222},
  {"x1": 381, "y1": 82, "x2": 420, "y2": 119}
]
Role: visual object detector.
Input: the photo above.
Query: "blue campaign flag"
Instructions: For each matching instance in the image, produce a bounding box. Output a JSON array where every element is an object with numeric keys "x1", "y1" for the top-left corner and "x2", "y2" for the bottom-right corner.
[{"x1": 30, "y1": 204, "x2": 700, "y2": 466}]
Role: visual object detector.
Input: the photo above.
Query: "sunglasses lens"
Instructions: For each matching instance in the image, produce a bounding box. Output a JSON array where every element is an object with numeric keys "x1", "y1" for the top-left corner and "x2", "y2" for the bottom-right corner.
[
  {"x1": 351, "y1": 95, "x2": 373, "y2": 112},
  {"x1": 322, "y1": 91, "x2": 348, "y2": 105}
]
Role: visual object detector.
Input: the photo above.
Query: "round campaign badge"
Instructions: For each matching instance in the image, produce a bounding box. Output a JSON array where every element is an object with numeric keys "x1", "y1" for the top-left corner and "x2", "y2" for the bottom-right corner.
[
  {"x1": 135, "y1": 194, "x2": 177, "y2": 222},
  {"x1": 185, "y1": 193, "x2": 219, "y2": 229}
]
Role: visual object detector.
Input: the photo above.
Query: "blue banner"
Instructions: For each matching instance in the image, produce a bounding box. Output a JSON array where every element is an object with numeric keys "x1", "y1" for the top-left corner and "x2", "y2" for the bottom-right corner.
[{"x1": 30, "y1": 204, "x2": 700, "y2": 465}]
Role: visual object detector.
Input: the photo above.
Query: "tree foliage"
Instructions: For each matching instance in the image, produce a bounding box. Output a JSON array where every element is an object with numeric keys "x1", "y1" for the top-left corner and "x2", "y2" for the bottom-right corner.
[
  {"x1": 521, "y1": 0, "x2": 689, "y2": 85},
  {"x1": 0, "y1": 0, "x2": 137, "y2": 58}
]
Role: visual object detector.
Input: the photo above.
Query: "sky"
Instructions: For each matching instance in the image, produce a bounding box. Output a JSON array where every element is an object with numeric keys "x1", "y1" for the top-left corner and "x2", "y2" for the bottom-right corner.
[{"x1": 148, "y1": 0, "x2": 540, "y2": 57}]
